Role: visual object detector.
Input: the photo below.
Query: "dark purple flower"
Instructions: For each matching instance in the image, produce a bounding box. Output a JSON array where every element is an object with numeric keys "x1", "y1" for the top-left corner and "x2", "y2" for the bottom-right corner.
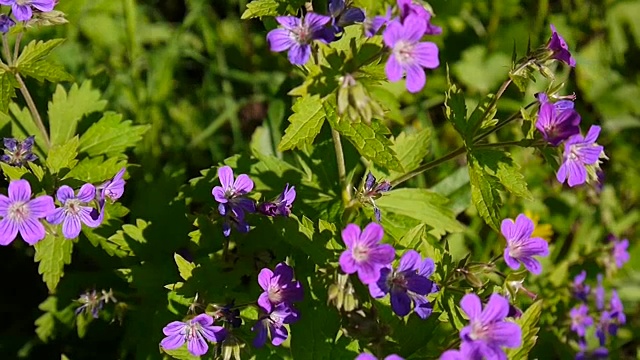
[
  {"x1": 266, "y1": 13, "x2": 333, "y2": 65},
  {"x1": 0, "y1": 179, "x2": 54, "y2": 245},
  {"x1": 570, "y1": 303, "x2": 593, "y2": 337},
  {"x1": 546, "y1": 24, "x2": 576, "y2": 67},
  {"x1": 363, "y1": 7, "x2": 391, "y2": 37},
  {"x1": 360, "y1": 172, "x2": 391, "y2": 222},
  {"x1": 212, "y1": 166, "x2": 255, "y2": 236},
  {"x1": 212, "y1": 302, "x2": 242, "y2": 328},
  {"x1": 595, "y1": 274, "x2": 605, "y2": 310},
  {"x1": 397, "y1": 0, "x2": 442, "y2": 35},
  {"x1": 339, "y1": 222, "x2": 395, "y2": 284},
  {"x1": 572, "y1": 270, "x2": 590, "y2": 302},
  {"x1": 252, "y1": 303, "x2": 299, "y2": 348},
  {"x1": 257, "y1": 184, "x2": 296, "y2": 217},
  {"x1": 609, "y1": 290, "x2": 625, "y2": 330},
  {"x1": 368, "y1": 250, "x2": 437, "y2": 318},
  {"x1": 0, "y1": 0, "x2": 55, "y2": 21},
  {"x1": 459, "y1": 293, "x2": 522, "y2": 359},
  {"x1": 1, "y1": 136, "x2": 37, "y2": 167},
  {"x1": 611, "y1": 237, "x2": 630, "y2": 269},
  {"x1": 160, "y1": 314, "x2": 227, "y2": 356},
  {"x1": 557, "y1": 125, "x2": 606, "y2": 187},
  {"x1": 328, "y1": 0, "x2": 365, "y2": 34},
  {"x1": 501, "y1": 214, "x2": 549, "y2": 275},
  {"x1": 46, "y1": 184, "x2": 101, "y2": 239},
  {"x1": 596, "y1": 310, "x2": 611, "y2": 346},
  {"x1": 356, "y1": 354, "x2": 404, "y2": 360},
  {"x1": 383, "y1": 15, "x2": 439, "y2": 93},
  {"x1": 576, "y1": 340, "x2": 608, "y2": 360},
  {"x1": 535, "y1": 93, "x2": 581, "y2": 146},
  {"x1": 0, "y1": 14, "x2": 15, "y2": 33},
  {"x1": 257, "y1": 263, "x2": 303, "y2": 313},
  {"x1": 440, "y1": 343, "x2": 482, "y2": 360}
]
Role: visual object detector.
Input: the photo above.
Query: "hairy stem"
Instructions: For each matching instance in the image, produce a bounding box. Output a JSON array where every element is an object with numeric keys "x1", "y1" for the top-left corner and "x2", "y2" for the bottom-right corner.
[
  {"x1": 15, "y1": 73, "x2": 51, "y2": 148},
  {"x1": 391, "y1": 146, "x2": 466, "y2": 187},
  {"x1": 331, "y1": 128, "x2": 351, "y2": 204}
]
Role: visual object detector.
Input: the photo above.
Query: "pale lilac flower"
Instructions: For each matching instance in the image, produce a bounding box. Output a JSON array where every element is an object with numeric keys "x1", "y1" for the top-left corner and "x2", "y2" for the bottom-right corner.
[
  {"x1": 595, "y1": 274, "x2": 605, "y2": 310},
  {"x1": 339, "y1": 222, "x2": 395, "y2": 284},
  {"x1": 266, "y1": 13, "x2": 334, "y2": 65},
  {"x1": 46, "y1": 184, "x2": 101, "y2": 239},
  {"x1": 570, "y1": 303, "x2": 593, "y2": 337},
  {"x1": 0, "y1": 0, "x2": 55, "y2": 22},
  {"x1": 501, "y1": 214, "x2": 549, "y2": 275},
  {"x1": 252, "y1": 303, "x2": 299, "y2": 348},
  {"x1": 572, "y1": 270, "x2": 590, "y2": 302},
  {"x1": 160, "y1": 314, "x2": 227, "y2": 356},
  {"x1": 557, "y1": 125, "x2": 605, "y2": 187},
  {"x1": 546, "y1": 24, "x2": 576, "y2": 67},
  {"x1": 0, "y1": 179, "x2": 54, "y2": 245},
  {"x1": 611, "y1": 237, "x2": 630, "y2": 269},
  {"x1": 257, "y1": 184, "x2": 296, "y2": 217},
  {"x1": 397, "y1": 0, "x2": 442, "y2": 35},
  {"x1": 75, "y1": 289, "x2": 102, "y2": 319},
  {"x1": 1, "y1": 136, "x2": 37, "y2": 166},
  {"x1": 368, "y1": 250, "x2": 437, "y2": 318},
  {"x1": 383, "y1": 15, "x2": 439, "y2": 93},
  {"x1": 98, "y1": 168, "x2": 126, "y2": 202},
  {"x1": 363, "y1": 7, "x2": 391, "y2": 37},
  {"x1": 212, "y1": 166, "x2": 256, "y2": 236},
  {"x1": 257, "y1": 263, "x2": 303, "y2": 313},
  {"x1": 356, "y1": 353, "x2": 404, "y2": 360},
  {"x1": 535, "y1": 93, "x2": 581, "y2": 146},
  {"x1": 459, "y1": 293, "x2": 522, "y2": 359}
]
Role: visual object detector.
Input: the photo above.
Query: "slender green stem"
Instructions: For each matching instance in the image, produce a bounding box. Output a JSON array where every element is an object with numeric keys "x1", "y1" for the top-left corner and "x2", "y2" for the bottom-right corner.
[
  {"x1": 474, "y1": 101, "x2": 537, "y2": 143},
  {"x1": 15, "y1": 73, "x2": 51, "y2": 148},
  {"x1": 331, "y1": 128, "x2": 350, "y2": 204},
  {"x1": 1, "y1": 34, "x2": 11, "y2": 65},
  {"x1": 391, "y1": 146, "x2": 466, "y2": 187},
  {"x1": 12, "y1": 32, "x2": 22, "y2": 64}
]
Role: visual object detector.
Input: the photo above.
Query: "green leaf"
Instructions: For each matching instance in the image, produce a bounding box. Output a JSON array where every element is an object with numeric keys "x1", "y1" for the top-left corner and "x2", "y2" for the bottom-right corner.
[
  {"x1": 467, "y1": 93, "x2": 497, "y2": 139},
  {"x1": 468, "y1": 154, "x2": 502, "y2": 231},
  {"x1": 174, "y1": 253, "x2": 196, "y2": 281},
  {"x1": 79, "y1": 112, "x2": 150, "y2": 157},
  {"x1": 326, "y1": 105, "x2": 403, "y2": 172},
  {"x1": 241, "y1": 0, "x2": 279, "y2": 19},
  {"x1": 376, "y1": 188, "x2": 464, "y2": 238},
  {"x1": 34, "y1": 234, "x2": 74, "y2": 292},
  {"x1": 46, "y1": 136, "x2": 79, "y2": 174},
  {"x1": 9, "y1": 104, "x2": 44, "y2": 153},
  {"x1": 64, "y1": 156, "x2": 127, "y2": 183},
  {"x1": 388, "y1": 128, "x2": 431, "y2": 178},
  {"x1": 278, "y1": 95, "x2": 326, "y2": 151},
  {"x1": 48, "y1": 81, "x2": 107, "y2": 146},
  {"x1": 474, "y1": 149, "x2": 532, "y2": 200},
  {"x1": 35, "y1": 297, "x2": 57, "y2": 342},
  {"x1": 0, "y1": 68, "x2": 16, "y2": 113},
  {"x1": 0, "y1": 162, "x2": 28, "y2": 180},
  {"x1": 506, "y1": 300, "x2": 543, "y2": 360},
  {"x1": 445, "y1": 82, "x2": 467, "y2": 140},
  {"x1": 162, "y1": 346, "x2": 200, "y2": 360},
  {"x1": 16, "y1": 39, "x2": 73, "y2": 82}
]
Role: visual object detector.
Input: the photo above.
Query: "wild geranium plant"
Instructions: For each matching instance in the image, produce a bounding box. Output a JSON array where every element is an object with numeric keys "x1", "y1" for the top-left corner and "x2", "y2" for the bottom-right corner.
[{"x1": 0, "y1": 1, "x2": 633, "y2": 360}]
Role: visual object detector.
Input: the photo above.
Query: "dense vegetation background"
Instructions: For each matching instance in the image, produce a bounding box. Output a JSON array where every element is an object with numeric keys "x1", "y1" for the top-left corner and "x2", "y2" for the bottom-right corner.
[{"x1": 0, "y1": 0, "x2": 638, "y2": 359}]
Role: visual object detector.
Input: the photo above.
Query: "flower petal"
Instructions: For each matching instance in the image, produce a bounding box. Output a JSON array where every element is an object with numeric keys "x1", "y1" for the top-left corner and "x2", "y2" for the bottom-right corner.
[
  {"x1": 413, "y1": 41, "x2": 439, "y2": 69},
  {"x1": 274, "y1": 262, "x2": 294, "y2": 283},
  {"x1": 487, "y1": 321, "x2": 522, "y2": 348},
  {"x1": 402, "y1": 15, "x2": 427, "y2": 42},
  {"x1": 275, "y1": 16, "x2": 300, "y2": 30},
  {"x1": 382, "y1": 19, "x2": 403, "y2": 48},
  {"x1": 258, "y1": 268, "x2": 274, "y2": 290},
  {"x1": 460, "y1": 293, "x2": 482, "y2": 320},
  {"x1": 200, "y1": 325, "x2": 226, "y2": 343},
  {"x1": 9, "y1": 179, "x2": 31, "y2": 202},
  {"x1": 233, "y1": 174, "x2": 254, "y2": 194},
  {"x1": 267, "y1": 29, "x2": 295, "y2": 52},
  {"x1": 418, "y1": 257, "x2": 435, "y2": 277},
  {"x1": 520, "y1": 257, "x2": 543, "y2": 275},
  {"x1": 18, "y1": 217, "x2": 46, "y2": 245},
  {"x1": 385, "y1": 55, "x2": 403, "y2": 82},
  {"x1": 0, "y1": 194, "x2": 10, "y2": 216},
  {"x1": 192, "y1": 313, "x2": 214, "y2": 327},
  {"x1": 368, "y1": 243, "x2": 395, "y2": 266},
  {"x1": 13, "y1": 5, "x2": 32, "y2": 22},
  {"x1": 29, "y1": 195, "x2": 54, "y2": 218},
  {"x1": 390, "y1": 290, "x2": 412, "y2": 316},
  {"x1": 77, "y1": 183, "x2": 96, "y2": 203},
  {"x1": 271, "y1": 322, "x2": 289, "y2": 346},
  {"x1": 162, "y1": 321, "x2": 186, "y2": 336},
  {"x1": 405, "y1": 63, "x2": 426, "y2": 93},
  {"x1": 360, "y1": 222, "x2": 384, "y2": 246},
  {"x1": 62, "y1": 215, "x2": 82, "y2": 239},
  {"x1": 479, "y1": 293, "x2": 509, "y2": 324},
  {"x1": 339, "y1": 250, "x2": 357, "y2": 274},
  {"x1": 56, "y1": 185, "x2": 75, "y2": 203},
  {"x1": 341, "y1": 223, "x2": 361, "y2": 248},
  {"x1": 186, "y1": 332, "x2": 209, "y2": 356},
  {"x1": 252, "y1": 319, "x2": 268, "y2": 348},
  {"x1": 503, "y1": 248, "x2": 521, "y2": 270},
  {"x1": 31, "y1": 0, "x2": 55, "y2": 12},
  {"x1": 398, "y1": 250, "x2": 420, "y2": 272},
  {"x1": 0, "y1": 218, "x2": 18, "y2": 246},
  {"x1": 304, "y1": 12, "x2": 331, "y2": 31},
  {"x1": 356, "y1": 261, "x2": 379, "y2": 284},
  {"x1": 217, "y1": 166, "x2": 234, "y2": 191},
  {"x1": 566, "y1": 159, "x2": 587, "y2": 187},
  {"x1": 160, "y1": 333, "x2": 186, "y2": 350},
  {"x1": 287, "y1": 44, "x2": 311, "y2": 65}
]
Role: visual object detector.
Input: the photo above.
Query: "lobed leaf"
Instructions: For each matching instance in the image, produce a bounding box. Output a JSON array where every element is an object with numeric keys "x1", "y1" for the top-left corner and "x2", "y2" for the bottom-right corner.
[
  {"x1": 79, "y1": 112, "x2": 150, "y2": 157},
  {"x1": 16, "y1": 39, "x2": 73, "y2": 83},
  {"x1": 46, "y1": 136, "x2": 79, "y2": 174},
  {"x1": 0, "y1": 69, "x2": 16, "y2": 113},
  {"x1": 34, "y1": 234, "x2": 74, "y2": 292},
  {"x1": 278, "y1": 94, "x2": 326, "y2": 151},
  {"x1": 241, "y1": 0, "x2": 279, "y2": 19},
  {"x1": 506, "y1": 300, "x2": 543, "y2": 360},
  {"x1": 468, "y1": 154, "x2": 503, "y2": 231}
]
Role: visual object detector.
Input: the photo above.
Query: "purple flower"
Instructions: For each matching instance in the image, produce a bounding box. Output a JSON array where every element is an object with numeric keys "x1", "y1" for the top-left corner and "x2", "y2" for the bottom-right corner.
[
  {"x1": 0, "y1": 14, "x2": 15, "y2": 33},
  {"x1": 98, "y1": 168, "x2": 126, "y2": 202},
  {"x1": 212, "y1": 166, "x2": 256, "y2": 236},
  {"x1": 570, "y1": 303, "x2": 593, "y2": 337},
  {"x1": 356, "y1": 354, "x2": 404, "y2": 360},
  {"x1": 75, "y1": 289, "x2": 103, "y2": 319},
  {"x1": 397, "y1": 0, "x2": 442, "y2": 35},
  {"x1": 252, "y1": 303, "x2": 299, "y2": 348},
  {"x1": 501, "y1": 214, "x2": 549, "y2": 275},
  {"x1": 546, "y1": 24, "x2": 576, "y2": 67},
  {"x1": 363, "y1": 8, "x2": 391, "y2": 37},
  {"x1": 257, "y1": 263, "x2": 303, "y2": 313},
  {"x1": 596, "y1": 310, "x2": 611, "y2": 345},
  {"x1": 328, "y1": 0, "x2": 365, "y2": 34},
  {"x1": 1, "y1": 136, "x2": 37, "y2": 166},
  {"x1": 440, "y1": 343, "x2": 482, "y2": 360},
  {"x1": 595, "y1": 274, "x2": 605, "y2": 310},
  {"x1": 368, "y1": 250, "x2": 437, "y2": 318},
  {"x1": 0, "y1": 0, "x2": 56, "y2": 22},
  {"x1": 0, "y1": 179, "x2": 54, "y2": 245},
  {"x1": 359, "y1": 172, "x2": 391, "y2": 222},
  {"x1": 266, "y1": 13, "x2": 334, "y2": 65},
  {"x1": 383, "y1": 15, "x2": 439, "y2": 93},
  {"x1": 459, "y1": 293, "x2": 522, "y2": 359},
  {"x1": 572, "y1": 270, "x2": 590, "y2": 302},
  {"x1": 535, "y1": 93, "x2": 581, "y2": 146},
  {"x1": 609, "y1": 290, "x2": 625, "y2": 329},
  {"x1": 611, "y1": 237, "x2": 630, "y2": 269},
  {"x1": 212, "y1": 302, "x2": 242, "y2": 328},
  {"x1": 339, "y1": 222, "x2": 395, "y2": 284},
  {"x1": 160, "y1": 314, "x2": 227, "y2": 356},
  {"x1": 557, "y1": 125, "x2": 606, "y2": 187},
  {"x1": 257, "y1": 184, "x2": 296, "y2": 217},
  {"x1": 46, "y1": 184, "x2": 101, "y2": 239}
]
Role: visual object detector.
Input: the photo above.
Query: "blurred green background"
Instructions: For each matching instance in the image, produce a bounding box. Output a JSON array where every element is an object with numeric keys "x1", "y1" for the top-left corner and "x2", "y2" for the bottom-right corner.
[{"x1": 0, "y1": 0, "x2": 638, "y2": 359}]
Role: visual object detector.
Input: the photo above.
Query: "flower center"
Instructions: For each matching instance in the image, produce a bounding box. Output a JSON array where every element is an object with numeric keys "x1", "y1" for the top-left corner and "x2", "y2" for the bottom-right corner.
[
  {"x1": 352, "y1": 244, "x2": 369, "y2": 262},
  {"x1": 469, "y1": 320, "x2": 489, "y2": 341},
  {"x1": 185, "y1": 322, "x2": 201, "y2": 341},
  {"x1": 393, "y1": 41, "x2": 416, "y2": 65},
  {"x1": 388, "y1": 271, "x2": 408, "y2": 291},
  {"x1": 7, "y1": 201, "x2": 29, "y2": 222},
  {"x1": 16, "y1": 0, "x2": 30, "y2": 5},
  {"x1": 65, "y1": 199, "x2": 82, "y2": 215},
  {"x1": 292, "y1": 24, "x2": 311, "y2": 44},
  {"x1": 268, "y1": 286, "x2": 283, "y2": 304}
]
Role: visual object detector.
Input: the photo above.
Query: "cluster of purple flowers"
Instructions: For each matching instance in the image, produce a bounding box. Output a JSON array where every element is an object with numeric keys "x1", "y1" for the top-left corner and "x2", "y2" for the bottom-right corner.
[
  {"x1": 535, "y1": 26, "x2": 607, "y2": 188},
  {"x1": 211, "y1": 166, "x2": 296, "y2": 237},
  {"x1": 0, "y1": 168, "x2": 126, "y2": 245},
  {"x1": 0, "y1": 0, "x2": 56, "y2": 28},
  {"x1": 339, "y1": 222, "x2": 438, "y2": 318},
  {"x1": 500, "y1": 213, "x2": 550, "y2": 275},
  {"x1": 358, "y1": 172, "x2": 391, "y2": 222},
  {"x1": 266, "y1": 0, "x2": 441, "y2": 93},
  {"x1": 1, "y1": 136, "x2": 37, "y2": 166},
  {"x1": 569, "y1": 270, "x2": 626, "y2": 359},
  {"x1": 440, "y1": 293, "x2": 522, "y2": 359}
]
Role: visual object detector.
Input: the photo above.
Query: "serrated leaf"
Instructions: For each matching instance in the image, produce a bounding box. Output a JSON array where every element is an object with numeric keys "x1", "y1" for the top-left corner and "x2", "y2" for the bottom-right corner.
[
  {"x1": 16, "y1": 39, "x2": 73, "y2": 83},
  {"x1": 241, "y1": 0, "x2": 279, "y2": 19},
  {"x1": 467, "y1": 93, "x2": 496, "y2": 139},
  {"x1": 35, "y1": 297, "x2": 57, "y2": 342},
  {"x1": 506, "y1": 300, "x2": 543, "y2": 360},
  {"x1": 0, "y1": 69, "x2": 16, "y2": 113},
  {"x1": 46, "y1": 136, "x2": 79, "y2": 174},
  {"x1": 468, "y1": 154, "x2": 502, "y2": 231},
  {"x1": 390, "y1": 128, "x2": 431, "y2": 177},
  {"x1": 162, "y1": 346, "x2": 201, "y2": 360},
  {"x1": 445, "y1": 82, "x2": 467, "y2": 140},
  {"x1": 174, "y1": 253, "x2": 195, "y2": 281},
  {"x1": 278, "y1": 95, "x2": 326, "y2": 151},
  {"x1": 79, "y1": 112, "x2": 149, "y2": 157},
  {"x1": 9, "y1": 104, "x2": 44, "y2": 153},
  {"x1": 376, "y1": 188, "x2": 463, "y2": 238},
  {"x1": 474, "y1": 149, "x2": 532, "y2": 200},
  {"x1": 63, "y1": 156, "x2": 127, "y2": 183},
  {"x1": 34, "y1": 234, "x2": 73, "y2": 292},
  {"x1": 326, "y1": 105, "x2": 403, "y2": 172},
  {"x1": 48, "y1": 81, "x2": 107, "y2": 146},
  {"x1": 0, "y1": 162, "x2": 28, "y2": 180}
]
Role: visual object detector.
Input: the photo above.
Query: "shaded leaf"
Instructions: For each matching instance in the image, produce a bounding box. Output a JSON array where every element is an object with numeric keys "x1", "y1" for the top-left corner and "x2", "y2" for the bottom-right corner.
[
  {"x1": 278, "y1": 95, "x2": 326, "y2": 151},
  {"x1": 46, "y1": 136, "x2": 79, "y2": 174},
  {"x1": 34, "y1": 234, "x2": 74, "y2": 292},
  {"x1": 79, "y1": 112, "x2": 149, "y2": 157},
  {"x1": 468, "y1": 154, "x2": 502, "y2": 231}
]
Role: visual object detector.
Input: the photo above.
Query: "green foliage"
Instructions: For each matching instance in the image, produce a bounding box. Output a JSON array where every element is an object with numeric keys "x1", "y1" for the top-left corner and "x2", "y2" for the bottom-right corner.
[
  {"x1": 0, "y1": 68, "x2": 16, "y2": 113},
  {"x1": 468, "y1": 153, "x2": 503, "y2": 231},
  {"x1": 34, "y1": 235, "x2": 74, "y2": 292},
  {"x1": 507, "y1": 300, "x2": 543, "y2": 359},
  {"x1": 46, "y1": 136, "x2": 79, "y2": 174},
  {"x1": 278, "y1": 94, "x2": 326, "y2": 151},
  {"x1": 241, "y1": 0, "x2": 279, "y2": 19},
  {"x1": 79, "y1": 112, "x2": 149, "y2": 157},
  {"x1": 15, "y1": 39, "x2": 73, "y2": 82}
]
